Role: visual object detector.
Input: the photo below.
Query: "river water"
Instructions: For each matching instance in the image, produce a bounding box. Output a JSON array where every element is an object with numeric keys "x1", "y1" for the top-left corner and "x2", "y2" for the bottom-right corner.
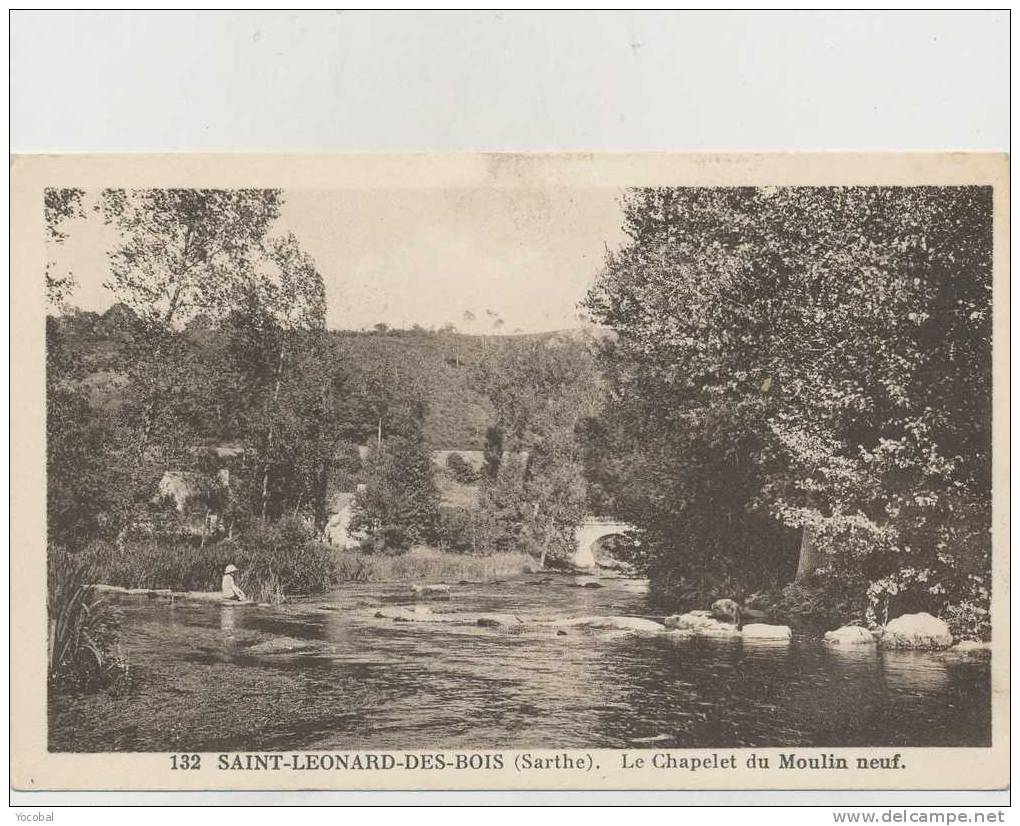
[{"x1": 49, "y1": 575, "x2": 990, "y2": 752}]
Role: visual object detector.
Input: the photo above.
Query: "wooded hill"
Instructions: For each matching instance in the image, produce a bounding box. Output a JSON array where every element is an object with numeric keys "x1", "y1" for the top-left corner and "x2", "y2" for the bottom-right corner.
[{"x1": 50, "y1": 304, "x2": 596, "y2": 450}]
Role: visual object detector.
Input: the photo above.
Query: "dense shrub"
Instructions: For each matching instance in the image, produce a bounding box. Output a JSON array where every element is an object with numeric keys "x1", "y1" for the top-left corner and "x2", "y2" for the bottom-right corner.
[
  {"x1": 46, "y1": 381, "x2": 119, "y2": 551},
  {"x1": 758, "y1": 577, "x2": 864, "y2": 631},
  {"x1": 437, "y1": 506, "x2": 476, "y2": 552},
  {"x1": 445, "y1": 452, "x2": 479, "y2": 484},
  {"x1": 231, "y1": 515, "x2": 341, "y2": 601},
  {"x1": 942, "y1": 600, "x2": 991, "y2": 642}
]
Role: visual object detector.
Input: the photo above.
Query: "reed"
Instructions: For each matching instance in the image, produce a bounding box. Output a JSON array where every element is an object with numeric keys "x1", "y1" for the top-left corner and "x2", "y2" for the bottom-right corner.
[
  {"x1": 48, "y1": 549, "x2": 126, "y2": 691},
  {"x1": 79, "y1": 521, "x2": 534, "y2": 600}
]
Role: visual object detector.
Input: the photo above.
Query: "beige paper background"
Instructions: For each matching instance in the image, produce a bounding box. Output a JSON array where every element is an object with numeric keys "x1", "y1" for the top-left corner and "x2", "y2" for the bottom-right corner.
[{"x1": 10, "y1": 153, "x2": 1010, "y2": 791}]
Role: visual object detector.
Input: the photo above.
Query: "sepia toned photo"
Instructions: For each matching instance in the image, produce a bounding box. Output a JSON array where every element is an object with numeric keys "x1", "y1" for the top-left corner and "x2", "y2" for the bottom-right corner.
[{"x1": 11, "y1": 153, "x2": 1008, "y2": 791}]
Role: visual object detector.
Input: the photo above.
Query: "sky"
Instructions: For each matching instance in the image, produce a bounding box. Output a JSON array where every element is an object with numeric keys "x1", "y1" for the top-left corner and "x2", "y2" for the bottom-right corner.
[{"x1": 50, "y1": 187, "x2": 628, "y2": 334}]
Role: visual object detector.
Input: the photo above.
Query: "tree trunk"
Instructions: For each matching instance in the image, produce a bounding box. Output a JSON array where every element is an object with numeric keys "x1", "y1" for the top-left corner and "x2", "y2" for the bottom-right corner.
[
  {"x1": 260, "y1": 343, "x2": 286, "y2": 520},
  {"x1": 134, "y1": 245, "x2": 190, "y2": 460},
  {"x1": 795, "y1": 524, "x2": 822, "y2": 580}
]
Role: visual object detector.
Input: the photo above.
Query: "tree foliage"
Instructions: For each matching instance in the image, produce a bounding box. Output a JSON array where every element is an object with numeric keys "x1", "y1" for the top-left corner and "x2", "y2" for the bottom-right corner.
[
  {"x1": 470, "y1": 336, "x2": 601, "y2": 562},
  {"x1": 585, "y1": 186, "x2": 992, "y2": 626},
  {"x1": 101, "y1": 189, "x2": 284, "y2": 327},
  {"x1": 350, "y1": 435, "x2": 440, "y2": 552},
  {"x1": 45, "y1": 187, "x2": 85, "y2": 307}
]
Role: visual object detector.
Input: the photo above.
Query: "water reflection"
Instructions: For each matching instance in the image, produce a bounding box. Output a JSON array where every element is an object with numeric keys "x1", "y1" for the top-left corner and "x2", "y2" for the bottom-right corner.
[
  {"x1": 881, "y1": 651, "x2": 951, "y2": 693},
  {"x1": 219, "y1": 605, "x2": 235, "y2": 633}
]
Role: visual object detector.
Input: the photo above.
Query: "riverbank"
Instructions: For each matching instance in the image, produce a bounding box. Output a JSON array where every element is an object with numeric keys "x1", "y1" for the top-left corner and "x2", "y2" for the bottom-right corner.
[
  {"x1": 81, "y1": 542, "x2": 534, "y2": 599},
  {"x1": 77, "y1": 536, "x2": 536, "y2": 602},
  {"x1": 89, "y1": 548, "x2": 537, "y2": 604}
]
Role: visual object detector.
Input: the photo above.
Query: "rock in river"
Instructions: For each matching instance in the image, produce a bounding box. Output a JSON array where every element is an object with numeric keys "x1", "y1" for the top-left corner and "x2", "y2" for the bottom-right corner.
[
  {"x1": 710, "y1": 598, "x2": 742, "y2": 624},
  {"x1": 411, "y1": 584, "x2": 451, "y2": 600},
  {"x1": 557, "y1": 615, "x2": 665, "y2": 633},
  {"x1": 741, "y1": 623, "x2": 792, "y2": 640},
  {"x1": 880, "y1": 612, "x2": 953, "y2": 650},
  {"x1": 824, "y1": 625, "x2": 877, "y2": 646},
  {"x1": 938, "y1": 640, "x2": 992, "y2": 661},
  {"x1": 244, "y1": 637, "x2": 320, "y2": 655},
  {"x1": 477, "y1": 614, "x2": 525, "y2": 629},
  {"x1": 663, "y1": 612, "x2": 739, "y2": 637},
  {"x1": 374, "y1": 606, "x2": 433, "y2": 622}
]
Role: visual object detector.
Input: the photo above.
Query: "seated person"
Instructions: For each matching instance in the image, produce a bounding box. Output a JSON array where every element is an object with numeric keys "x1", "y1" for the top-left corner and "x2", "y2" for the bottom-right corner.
[{"x1": 221, "y1": 564, "x2": 247, "y2": 601}]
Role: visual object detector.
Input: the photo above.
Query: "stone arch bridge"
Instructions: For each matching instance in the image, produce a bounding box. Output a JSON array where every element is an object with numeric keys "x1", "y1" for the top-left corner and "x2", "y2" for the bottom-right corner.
[{"x1": 570, "y1": 517, "x2": 637, "y2": 570}]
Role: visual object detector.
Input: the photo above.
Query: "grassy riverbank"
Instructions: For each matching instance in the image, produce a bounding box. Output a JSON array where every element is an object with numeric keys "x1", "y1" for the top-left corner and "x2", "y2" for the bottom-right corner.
[
  {"x1": 76, "y1": 535, "x2": 535, "y2": 601},
  {"x1": 334, "y1": 546, "x2": 534, "y2": 583}
]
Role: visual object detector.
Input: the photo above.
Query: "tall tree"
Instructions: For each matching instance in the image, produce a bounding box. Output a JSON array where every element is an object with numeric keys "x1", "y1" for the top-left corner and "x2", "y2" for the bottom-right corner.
[
  {"x1": 44, "y1": 187, "x2": 84, "y2": 307},
  {"x1": 471, "y1": 336, "x2": 602, "y2": 564},
  {"x1": 349, "y1": 434, "x2": 440, "y2": 551},
  {"x1": 585, "y1": 186, "x2": 992, "y2": 623},
  {"x1": 243, "y1": 232, "x2": 327, "y2": 519},
  {"x1": 101, "y1": 189, "x2": 284, "y2": 328},
  {"x1": 101, "y1": 189, "x2": 285, "y2": 460}
]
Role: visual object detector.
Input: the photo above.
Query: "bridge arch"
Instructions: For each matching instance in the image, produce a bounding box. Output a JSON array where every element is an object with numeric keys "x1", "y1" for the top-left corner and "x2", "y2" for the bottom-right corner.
[{"x1": 571, "y1": 518, "x2": 637, "y2": 570}]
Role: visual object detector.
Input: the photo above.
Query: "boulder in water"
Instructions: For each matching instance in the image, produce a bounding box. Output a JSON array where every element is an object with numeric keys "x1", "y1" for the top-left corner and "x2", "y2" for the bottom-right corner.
[
  {"x1": 880, "y1": 613, "x2": 953, "y2": 650},
  {"x1": 824, "y1": 625, "x2": 877, "y2": 646},
  {"x1": 711, "y1": 598, "x2": 742, "y2": 624},
  {"x1": 663, "y1": 612, "x2": 738, "y2": 636},
  {"x1": 570, "y1": 575, "x2": 603, "y2": 589},
  {"x1": 245, "y1": 637, "x2": 320, "y2": 655},
  {"x1": 477, "y1": 614, "x2": 525, "y2": 629},
  {"x1": 938, "y1": 640, "x2": 992, "y2": 661},
  {"x1": 558, "y1": 615, "x2": 664, "y2": 633},
  {"x1": 374, "y1": 606, "x2": 432, "y2": 622},
  {"x1": 741, "y1": 623, "x2": 792, "y2": 640},
  {"x1": 950, "y1": 639, "x2": 991, "y2": 654},
  {"x1": 411, "y1": 584, "x2": 451, "y2": 600}
]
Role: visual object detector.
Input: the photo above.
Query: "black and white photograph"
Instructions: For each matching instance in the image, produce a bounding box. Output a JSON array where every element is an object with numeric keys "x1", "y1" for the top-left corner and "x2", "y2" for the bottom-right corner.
[
  {"x1": 38, "y1": 176, "x2": 998, "y2": 756},
  {"x1": 9, "y1": 11, "x2": 1009, "y2": 808}
]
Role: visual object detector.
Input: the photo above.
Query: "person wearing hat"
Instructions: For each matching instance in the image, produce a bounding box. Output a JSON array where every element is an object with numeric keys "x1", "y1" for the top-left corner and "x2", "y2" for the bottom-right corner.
[{"x1": 221, "y1": 564, "x2": 247, "y2": 601}]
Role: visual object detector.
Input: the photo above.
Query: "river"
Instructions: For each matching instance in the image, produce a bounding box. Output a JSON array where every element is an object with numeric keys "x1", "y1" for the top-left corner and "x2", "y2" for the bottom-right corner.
[{"x1": 49, "y1": 574, "x2": 990, "y2": 752}]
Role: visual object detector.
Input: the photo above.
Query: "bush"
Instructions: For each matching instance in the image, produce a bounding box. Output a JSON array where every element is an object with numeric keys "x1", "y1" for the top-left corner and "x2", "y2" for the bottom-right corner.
[
  {"x1": 48, "y1": 548, "x2": 126, "y2": 692},
  {"x1": 758, "y1": 576, "x2": 864, "y2": 631},
  {"x1": 445, "y1": 452, "x2": 478, "y2": 484},
  {"x1": 437, "y1": 506, "x2": 476, "y2": 552},
  {"x1": 942, "y1": 600, "x2": 991, "y2": 642},
  {"x1": 232, "y1": 516, "x2": 340, "y2": 601}
]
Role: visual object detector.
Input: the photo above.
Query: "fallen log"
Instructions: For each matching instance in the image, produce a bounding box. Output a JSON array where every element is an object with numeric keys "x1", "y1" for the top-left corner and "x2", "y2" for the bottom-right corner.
[{"x1": 89, "y1": 584, "x2": 256, "y2": 605}]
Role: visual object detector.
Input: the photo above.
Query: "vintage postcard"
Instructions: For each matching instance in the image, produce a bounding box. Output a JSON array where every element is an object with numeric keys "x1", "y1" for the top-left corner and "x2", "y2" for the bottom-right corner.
[{"x1": 10, "y1": 153, "x2": 1008, "y2": 791}]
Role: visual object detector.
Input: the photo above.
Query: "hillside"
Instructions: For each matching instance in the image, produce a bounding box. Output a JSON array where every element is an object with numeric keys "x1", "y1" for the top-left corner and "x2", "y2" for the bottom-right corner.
[
  {"x1": 49, "y1": 306, "x2": 603, "y2": 449},
  {"x1": 329, "y1": 329, "x2": 494, "y2": 448}
]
